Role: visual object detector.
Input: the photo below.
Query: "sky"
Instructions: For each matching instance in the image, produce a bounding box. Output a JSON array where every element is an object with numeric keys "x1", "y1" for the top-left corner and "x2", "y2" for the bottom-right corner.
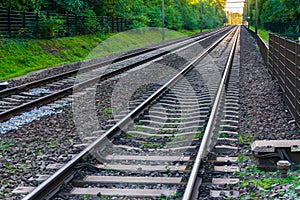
[{"x1": 224, "y1": 0, "x2": 245, "y2": 14}]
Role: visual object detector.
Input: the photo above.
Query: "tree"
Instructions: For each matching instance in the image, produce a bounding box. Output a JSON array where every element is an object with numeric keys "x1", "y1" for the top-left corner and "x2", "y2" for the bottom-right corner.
[{"x1": 0, "y1": 0, "x2": 227, "y2": 31}]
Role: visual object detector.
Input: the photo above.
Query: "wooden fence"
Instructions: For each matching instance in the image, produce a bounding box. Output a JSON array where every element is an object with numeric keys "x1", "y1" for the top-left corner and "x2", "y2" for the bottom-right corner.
[
  {"x1": 249, "y1": 25, "x2": 300, "y2": 126},
  {"x1": 269, "y1": 33, "x2": 300, "y2": 125},
  {"x1": 0, "y1": 7, "x2": 133, "y2": 39}
]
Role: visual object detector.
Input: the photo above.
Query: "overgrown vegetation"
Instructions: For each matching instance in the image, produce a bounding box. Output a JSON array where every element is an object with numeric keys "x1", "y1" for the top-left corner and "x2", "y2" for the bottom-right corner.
[
  {"x1": 246, "y1": 0, "x2": 299, "y2": 34},
  {"x1": 249, "y1": 26, "x2": 270, "y2": 42},
  {"x1": 0, "y1": 0, "x2": 226, "y2": 31},
  {"x1": 238, "y1": 165, "x2": 300, "y2": 199},
  {"x1": 0, "y1": 0, "x2": 227, "y2": 80},
  {"x1": 0, "y1": 28, "x2": 189, "y2": 80},
  {"x1": 238, "y1": 132, "x2": 254, "y2": 146}
]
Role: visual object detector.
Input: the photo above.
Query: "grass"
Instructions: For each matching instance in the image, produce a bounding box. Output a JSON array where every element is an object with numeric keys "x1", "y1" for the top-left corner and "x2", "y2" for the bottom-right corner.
[
  {"x1": 0, "y1": 27, "x2": 200, "y2": 81},
  {"x1": 178, "y1": 28, "x2": 211, "y2": 35},
  {"x1": 239, "y1": 171, "x2": 300, "y2": 199},
  {"x1": 101, "y1": 108, "x2": 113, "y2": 118},
  {"x1": 0, "y1": 142, "x2": 13, "y2": 150},
  {"x1": 0, "y1": 34, "x2": 105, "y2": 80},
  {"x1": 193, "y1": 132, "x2": 204, "y2": 139},
  {"x1": 249, "y1": 25, "x2": 270, "y2": 43},
  {"x1": 237, "y1": 165, "x2": 300, "y2": 199},
  {"x1": 141, "y1": 141, "x2": 161, "y2": 148},
  {"x1": 238, "y1": 132, "x2": 254, "y2": 146}
]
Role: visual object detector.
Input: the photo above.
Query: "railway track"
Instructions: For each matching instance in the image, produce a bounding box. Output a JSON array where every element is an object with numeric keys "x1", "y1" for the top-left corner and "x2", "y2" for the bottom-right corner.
[
  {"x1": 0, "y1": 27, "x2": 232, "y2": 123},
  {"x1": 12, "y1": 26, "x2": 241, "y2": 199}
]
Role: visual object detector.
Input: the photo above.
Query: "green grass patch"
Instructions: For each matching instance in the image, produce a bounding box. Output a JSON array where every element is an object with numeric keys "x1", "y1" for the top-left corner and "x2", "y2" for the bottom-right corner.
[
  {"x1": 193, "y1": 132, "x2": 204, "y2": 139},
  {"x1": 0, "y1": 34, "x2": 105, "y2": 80},
  {"x1": 0, "y1": 142, "x2": 13, "y2": 150},
  {"x1": 237, "y1": 165, "x2": 300, "y2": 199},
  {"x1": 177, "y1": 28, "x2": 212, "y2": 36},
  {"x1": 238, "y1": 132, "x2": 254, "y2": 146},
  {"x1": 124, "y1": 132, "x2": 136, "y2": 138},
  {"x1": 239, "y1": 173, "x2": 300, "y2": 199},
  {"x1": 0, "y1": 27, "x2": 190, "y2": 81},
  {"x1": 141, "y1": 141, "x2": 161, "y2": 148},
  {"x1": 249, "y1": 26, "x2": 270, "y2": 43},
  {"x1": 101, "y1": 108, "x2": 113, "y2": 118}
]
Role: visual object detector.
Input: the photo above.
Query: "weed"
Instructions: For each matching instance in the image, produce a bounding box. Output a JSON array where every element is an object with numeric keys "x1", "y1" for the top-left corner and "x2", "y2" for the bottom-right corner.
[
  {"x1": 165, "y1": 166, "x2": 171, "y2": 174},
  {"x1": 244, "y1": 51, "x2": 250, "y2": 56},
  {"x1": 1, "y1": 29, "x2": 188, "y2": 81},
  {"x1": 238, "y1": 132, "x2": 254, "y2": 146},
  {"x1": 169, "y1": 191, "x2": 180, "y2": 198},
  {"x1": 124, "y1": 132, "x2": 134, "y2": 137},
  {"x1": 255, "y1": 45, "x2": 260, "y2": 51},
  {"x1": 134, "y1": 120, "x2": 143, "y2": 125},
  {"x1": 237, "y1": 154, "x2": 248, "y2": 163},
  {"x1": 134, "y1": 126, "x2": 143, "y2": 131},
  {"x1": 101, "y1": 108, "x2": 113, "y2": 118},
  {"x1": 106, "y1": 167, "x2": 111, "y2": 174},
  {"x1": 193, "y1": 132, "x2": 204, "y2": 139},
  {"x1": 5, "y1": 164, "x2": 17, "y2": 172},
  {"x1": 81, "y1": 194, "x2": 91, "y2": 200},
  {"x1": 219, "y1": 131, "x2": 229, "y2": 138},
  {"x1": 0, "y1": 142, "x2": 11, "y2": 150},
  {"x1": 48, "y1": 141, "x2": 56, "y2": 147},
  {"x1": 141, "y1": 142, "x2": 160, "y2": 148}
]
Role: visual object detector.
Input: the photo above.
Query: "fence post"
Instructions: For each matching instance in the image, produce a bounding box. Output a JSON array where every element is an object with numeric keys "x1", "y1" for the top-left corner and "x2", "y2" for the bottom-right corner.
[
  {"x1": 296, "y1": 43, "x2": 300, "y2": 126},
  {"x1": 124, "y1": 18, "x2": 126, "y2": 31},
  {"x1": 36, "y1": 11, "x2": 39, "y2": 37},
  {"x1": 47, "y1": 11, "x2": 50, "y2": 38},
  {"x1": 116, "y1": 17, "x2": 118, "y2": 32},
  {"x1": 117, "y1": 17, "x2": 120, "y2": 32},
  {"x1": 66, "y1": 13, "x2": 69, "y2": 36},
  {"x1": 121, "y1": 18, "x2": 123, "y2": 32},
  {"x1": 284, "y1": 38, "x2": 287, "y2": 100},
  {"x1": 7, "y1": 6, "x2": 11, "y2": 38},
  {"x1": 82, "y1": 16, "x2": 85, "y2": 34},
  {"x1": 75, "y1": 14, "x2": 78, "y2": 35},
  {"x1": 101, "y1": 16, "x2": 104, "y2": 32},
  {"x1": 22, "y1": 11, "x2": 26, "y2": 38},
  {"x1": 111, "y1": 16, "x2": 114, "y2": 32}
]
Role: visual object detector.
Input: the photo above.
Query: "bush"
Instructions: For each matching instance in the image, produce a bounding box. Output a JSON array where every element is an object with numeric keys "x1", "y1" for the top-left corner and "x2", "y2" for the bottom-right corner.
[
  {"x1": 38, "y1": 14, "x2": 65, "y2": 39},
  {"x1": 80, "y1": 9, "x2": 100, "y2": 34}
]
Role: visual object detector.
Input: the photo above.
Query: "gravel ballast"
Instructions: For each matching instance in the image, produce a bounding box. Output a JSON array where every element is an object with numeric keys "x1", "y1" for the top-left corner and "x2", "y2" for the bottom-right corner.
[
  {"x1": 237, "y1": 26, "x2": 300, "y2": 199},
  {"x1": 0, "y1": 29, "x2": 218, "y2": 199},
  {"x1": 1, "y1": 26, "x2": 299, "y2": 199}
]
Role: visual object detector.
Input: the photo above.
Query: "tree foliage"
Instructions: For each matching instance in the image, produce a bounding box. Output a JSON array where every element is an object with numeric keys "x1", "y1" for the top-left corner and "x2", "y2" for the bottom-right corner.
[
  {"x1": 0, "y1": 0, "x2": 227, "y2": 30},
  {"x1": 105, "y1": 0, "x2": 226, "y2": 30},
  {"x1": 247, "y1": 0, "x2": 299, "y2": 24}
]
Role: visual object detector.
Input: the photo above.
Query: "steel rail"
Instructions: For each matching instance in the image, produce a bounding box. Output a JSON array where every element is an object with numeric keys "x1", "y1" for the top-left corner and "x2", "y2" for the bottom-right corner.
[
  {"x1": 22, "y1": 26, "x2": 237, "y2": 200},
  {"x1": 0, "y1": 27, "x2": 229, "y2": 99},
  {"x1": 0, "y1": 27, "x2": 233, "y2": 122},
  {"x1": 182, "y1": 26, "x2": 240, "y2": 200}
]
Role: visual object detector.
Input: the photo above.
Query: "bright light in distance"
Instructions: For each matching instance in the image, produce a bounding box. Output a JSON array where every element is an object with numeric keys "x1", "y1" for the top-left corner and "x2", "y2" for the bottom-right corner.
[{"x1": 224, "y1": 0, "x2": 245, "y2": 14}]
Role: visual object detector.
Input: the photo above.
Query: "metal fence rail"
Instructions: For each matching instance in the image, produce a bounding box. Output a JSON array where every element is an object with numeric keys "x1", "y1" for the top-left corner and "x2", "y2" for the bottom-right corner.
[
  {"x1": 0, "y1": 7, "x2": 133, "y2": 39},
  {"x1": 269, "y1": 33, "x2": 300, "y2": 126}
]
